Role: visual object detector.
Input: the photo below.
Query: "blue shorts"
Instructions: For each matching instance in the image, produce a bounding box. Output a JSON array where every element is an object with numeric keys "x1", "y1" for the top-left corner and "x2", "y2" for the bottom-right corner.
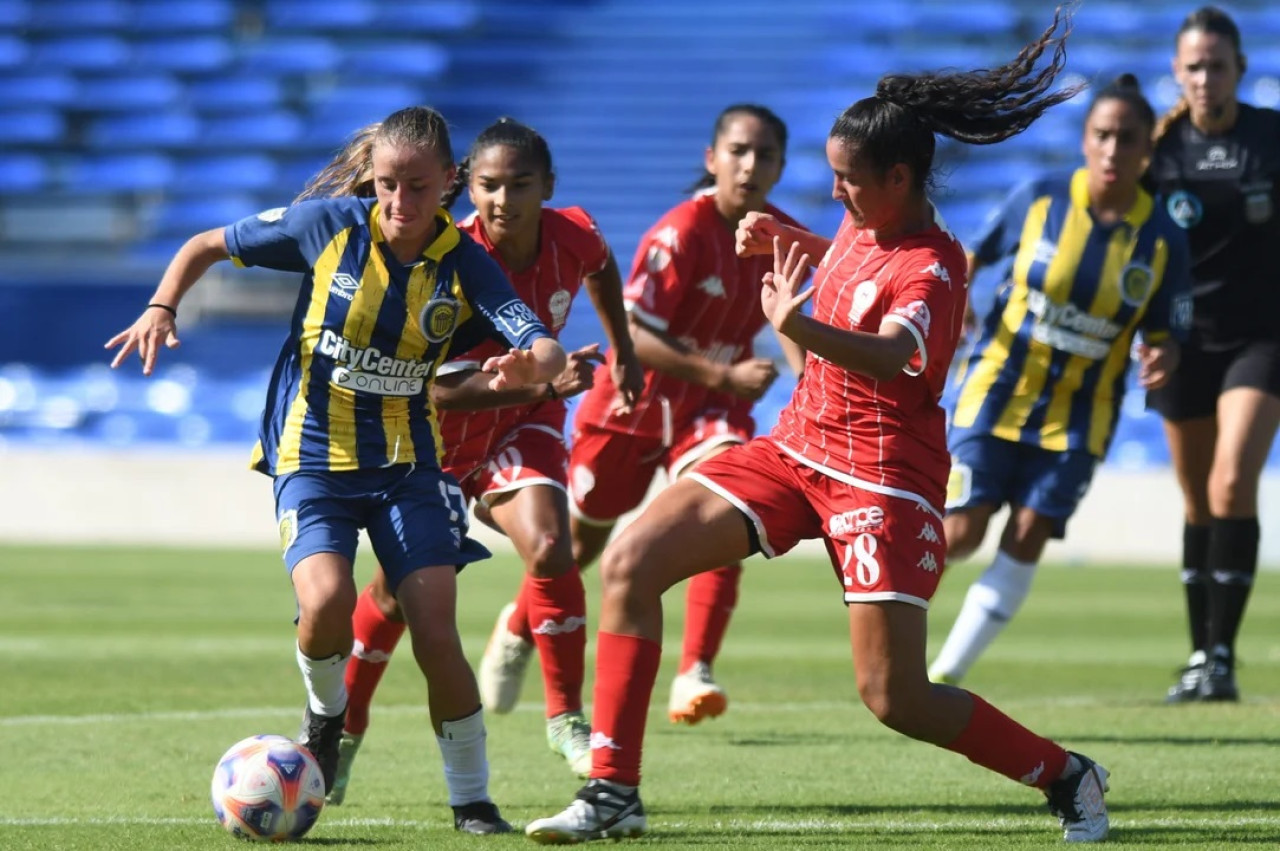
[
  {"x1": 273, "y1": 464, "x2": 491, "y2": 592},
  {"x1": 945, "y1": 433, "x2": 1098, "y2": 539}
]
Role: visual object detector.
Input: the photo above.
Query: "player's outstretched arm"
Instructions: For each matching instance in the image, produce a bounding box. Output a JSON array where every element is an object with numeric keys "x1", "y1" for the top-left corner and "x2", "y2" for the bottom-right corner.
[
  {"x1": 482, "y1": 337, "x2": 566, "y2": 392},
  {"x1": 105, "y1": 228, "x2": 230, "y2": 375},
  {"x1": 737, "y1": 211, "x2": 831, "y2": 265},
  {"x1": 629, "y1": 315, "x2": 778, "y2": 402},
  {"x1": 584, "y1": 252, "x2": 644, "y2": 414},
  {"x1": 434, "y1": 343, "x2": 605, "y2": 410}
]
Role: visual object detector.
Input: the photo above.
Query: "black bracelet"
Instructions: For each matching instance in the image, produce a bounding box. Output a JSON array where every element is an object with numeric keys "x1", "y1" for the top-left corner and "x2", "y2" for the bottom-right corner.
[
  {"x1": 546, "y1": 383, "x2": 558, "y2": 400},
  {"x1": 147, "y1": 303, "x2": 177, "y2": 318}
]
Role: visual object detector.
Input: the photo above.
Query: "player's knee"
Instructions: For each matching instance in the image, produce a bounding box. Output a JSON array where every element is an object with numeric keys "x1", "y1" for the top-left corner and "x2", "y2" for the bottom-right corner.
[
  {"x1": 524, "y1": 530, "x2": 575, "y2": 579},
  {"x1": 368, "y1": 570, "x2": 402, "y2": 619},
  {"x1": 407, "y1": 619, "x2": 463, "y2": 663},
  {"x1": 944, "y1": 514, "x2": 985, "y2": 561},
  {"x1": 598, "y1": 536, "x2": 647, "y2": 599},
  {"x1": 1208, "y1": 465, "x2": 1258, "y2": 516}
]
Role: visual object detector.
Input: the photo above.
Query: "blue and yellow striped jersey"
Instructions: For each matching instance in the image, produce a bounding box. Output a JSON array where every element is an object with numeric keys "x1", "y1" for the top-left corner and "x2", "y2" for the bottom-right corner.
[
  {"x1": 950, "y1": 169, "x2": 1192, "y2": 457},
  {"x1": 224, "y1": 197, "x2": 551, "y2": 476}
]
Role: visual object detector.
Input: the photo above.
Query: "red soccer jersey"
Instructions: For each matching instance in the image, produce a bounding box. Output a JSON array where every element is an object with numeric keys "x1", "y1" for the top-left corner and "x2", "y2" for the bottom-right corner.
[
  {"x1": 438, "y1": 206, "x2": 609, "y2": 472},
  {"x1": 575, "y1": 192, "x2": 804, "y2": 439},
  {"x1": 771, "y1": 209, "x2": 968, "y2": 513}
]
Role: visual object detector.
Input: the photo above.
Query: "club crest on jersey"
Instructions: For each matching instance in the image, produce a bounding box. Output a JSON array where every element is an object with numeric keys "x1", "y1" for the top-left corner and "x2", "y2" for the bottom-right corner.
[
  {"x1": 1167, "y1": 190, "x2": 1202, "y2": 229},
  {"x1": 548, "y1": 289, "x2": 572, "y2": 329},
  {"x1": 420, "y1": 297, "x2": 459, "y2": 343},
  {"x1": 1118, "y1": 262, "x2": 1154, "y2": 307},
  {"x1": 848, "y1": 281, "x2": 878, "y2": 325}
]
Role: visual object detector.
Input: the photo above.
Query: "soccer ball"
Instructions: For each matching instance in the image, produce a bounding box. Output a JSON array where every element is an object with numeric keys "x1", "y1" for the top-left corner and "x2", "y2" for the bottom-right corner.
[{"x1": 211, "y1": 734, "x2": 326, "y2": 841}]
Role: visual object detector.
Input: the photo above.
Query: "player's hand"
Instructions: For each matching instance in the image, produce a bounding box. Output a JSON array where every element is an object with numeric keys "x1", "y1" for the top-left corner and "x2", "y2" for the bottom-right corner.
[
  {"x1": 483, "y1": 347, "x2": 540, "y2": 391},
  {"x1": 721, "y1": 357, "x2": 779, "y2": 401},
  {"x1": 105, "y1": 306, "x2": 181, "y2": 376},
  {"x1": 1137, "y1": 340, "x2": 1179, "y2": 390},
  {"x1": 761, "y1": 237, "x2": 814, "y2": 337},
  {"x1": 736, "y1": 211, "x2": 784, "y2": 257},
  {"x1": 610, "y1": 346, "x2": 645, "y2": 416},
  {"x1": 550, "y1": 343, "x2": 606, "y2": 400}
]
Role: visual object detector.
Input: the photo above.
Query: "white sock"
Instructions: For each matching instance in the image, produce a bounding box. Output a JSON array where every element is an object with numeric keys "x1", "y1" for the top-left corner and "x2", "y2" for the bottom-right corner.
[
  {"x1": 296, "y1": 643, "x2": 348, "y2": 717},
  {"x1": 930, "y1": 550, "x2": 1037, "y2": 683},
  {"x1": 437, "y1": 707, "x2": 489, "y2": 807}
]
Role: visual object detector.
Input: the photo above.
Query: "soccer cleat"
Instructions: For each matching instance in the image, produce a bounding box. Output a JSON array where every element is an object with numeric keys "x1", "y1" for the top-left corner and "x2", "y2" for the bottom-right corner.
[
  {"x1": 1164, "y1": 650, "x2": 1206, "y2": 704},
  {"x1": 1199, "y1": 653, "x2": 1239, "y2": 702},
  {"x1": 325, "y1": 731, "x2": 363, "y2": 805},
  {"x1": 1045, "y1": 751, "x2": 1110, "y2": 843},
  {"x1": 297, "y1": 705, "x2": 346, "y2": 794},
  {"x1": 525, "y1": 779, "x2": 647, "y2": 844},
  {"x1": 667, "y1": 661, "x2": 727, "y2": 725},
  {"x1": 452, "y1": 800, "x2": 513, "y2": 835},
  {"x1": 547, "y1": 711, "x2": 593, "y2": 778},
  {"x1": 478, "y1": 602, "x2": 535, "y2": 714}
]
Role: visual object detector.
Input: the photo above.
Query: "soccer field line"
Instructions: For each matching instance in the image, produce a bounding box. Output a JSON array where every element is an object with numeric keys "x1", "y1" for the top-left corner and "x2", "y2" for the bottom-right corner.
[
  {"x1": 0, "y1": 696, "x2": 1113, "y2": 727},
  {"x1": 3, "y1": 814, "x2": 1280, "y2": 831}
]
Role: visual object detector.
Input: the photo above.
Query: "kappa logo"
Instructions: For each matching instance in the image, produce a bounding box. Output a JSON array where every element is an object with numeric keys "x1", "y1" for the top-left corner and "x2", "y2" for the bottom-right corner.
[
  {"x1": 277, "y1": 509, "x2": 297, "y2": 553},
  {"x1": 590, "y1": 731, "x2": 622, "y2": 751},
  {"x1": 329, "y1": 273, "x2": 360, "y2": 301},
  {"x1": 921, "y1": 261, "x2": 952, "y2": 288},
  {"x1": 893, "y1": 299, "x2": 932, "y2": 337},
  {"x1": 533, "y1": 616, "x2": 587, "y2": 636},
  {"x1": 1020, "y1": 761, "x2": 1045, "y2": 786},
  {"x1": 917, "y1": 522, "x2": 941, "y2": 544},
  {"x1": 697, "y1": 275, "x2": 726, "y2": 298},
  {"x1": 917, "y1": 552, "x2": 939, "y2": 573},
  {"x1": 351, "y1": 640, "x2": 392, "y2": 664}
]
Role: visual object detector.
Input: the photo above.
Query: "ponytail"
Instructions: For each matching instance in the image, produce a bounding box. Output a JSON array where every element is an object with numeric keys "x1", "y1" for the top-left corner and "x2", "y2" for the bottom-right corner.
[
  {"x1": 440, "y1": 155, "x2": 471, "y2": 210},
  {"x1": 296, "y1": 122, "x2": 380, "y2": 201},
  {"x1": 1153, "y1": 98, "x2": 1190, "y2": 144}
]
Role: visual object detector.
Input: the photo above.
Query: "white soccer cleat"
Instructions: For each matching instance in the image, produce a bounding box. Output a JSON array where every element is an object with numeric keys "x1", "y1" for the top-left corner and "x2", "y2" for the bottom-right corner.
[
  {"x1": 1045, "y1": 752, "x2": 1110, "y2": 843},
  {"x1": 325, "y1": 731, "x2": 363, "y2": 805},
  {"x1": 478, "y1": 602, "x2": 534, "y2": 714},
  {"x1": 546, "y1": 711, "x2": 593, "y2": 778},
  {"x1": 667, "y1": 661, "x2": 727, "y2": 725},
  {"x1": 525, "y1": 779, "x2": 647, "y2": 844}
]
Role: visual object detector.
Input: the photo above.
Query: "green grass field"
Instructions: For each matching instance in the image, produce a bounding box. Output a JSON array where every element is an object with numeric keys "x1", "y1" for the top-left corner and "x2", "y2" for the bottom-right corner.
[{"x1": 1, "y1": 544, "x2": 1276, "y2": 850}]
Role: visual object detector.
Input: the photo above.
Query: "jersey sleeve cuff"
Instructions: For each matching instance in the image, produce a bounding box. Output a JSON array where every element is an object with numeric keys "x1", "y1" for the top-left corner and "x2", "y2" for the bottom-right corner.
[{"x1": 882, "y1": 314, "x2": 928, "y2": 377}]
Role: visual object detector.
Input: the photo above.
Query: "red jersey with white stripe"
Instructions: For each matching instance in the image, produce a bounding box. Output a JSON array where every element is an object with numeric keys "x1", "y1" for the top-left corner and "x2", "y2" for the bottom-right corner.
[
  {"x1": 771, "y1": 209, "x2": 968, "y2": 513},
  {"x1": 439, "y1": 206, "x2": 609, "y2": 472},
  {"x1": 575, "y1": 192, "x2": 804, "y2": 439}
]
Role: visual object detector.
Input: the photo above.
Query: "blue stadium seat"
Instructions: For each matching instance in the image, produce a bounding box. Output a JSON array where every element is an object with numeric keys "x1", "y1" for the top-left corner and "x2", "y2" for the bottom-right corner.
[
  {"x1": 304, "y1": 82, "x2": 427, "y2": 127},
  {"x1": 238, "y1": 37, "x2": 342, "y2": 74},
  {"x1": 340, "y1": 42, "x2": 450, "y2": 79},
  {"x1": 199, "y1": 112, "x2": 305, "y2": 149},
  {"x1": 64, "y1": 153, "x2": 175, "y2": 193},
  {"x1": 185, "y1": 76, "x2": 283, "y2": 114},
  {"x1": 170, "y1": 155, "x2": 279, "y2": 195},
  {"x1": 0, "y1": 0, "x2": 28, "y2": 28},
  {"x1": 368, "y1": 0, "x2": 480, "y2": 33},
  {"x1": 148, "y1": 194, "x2": 260, "y2": 236},
  {"x1": 0, "y1": 154, "x2": 47, "y2": 193},
  {"x1": 31, "y1": 35, "x2": 130, "y2": 70},
  {"x1": 904, "y1": 1, "x2": 1020, "y2": 38},
  {"x1": 26, "y1": 0, "x2": 127, "y2": 30},
  {"x1": 132, "y1": 36, "x2": 233, "y2": 73},
  {"x1": 0, "y1": 73, "x2": 78, "y2": 107},
  {"x1": 77, "y1": 74, "x2": 182, "y2": 111},
  {"x1": 86, "y1": 111, "x2": 201, "y2": 149},
  {"x1": 0, "y1": 111, "x2": 66, "y2": 145},
  {"x1": 277, "y1": 155, "x2": 331, "y2": 194},
  {"x1": 0, "y1": 35, "x2": 26, "y2": 69},
  {"x1": 264, "y1": 0, "x2": 376, "y2": 30},
  {"x1": 129, "y1": 0, "x2": 235, "y2": 32}
]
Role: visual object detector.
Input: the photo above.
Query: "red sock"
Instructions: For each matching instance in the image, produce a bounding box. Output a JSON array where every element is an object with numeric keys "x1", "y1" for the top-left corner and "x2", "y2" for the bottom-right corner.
[
  {"x1": 944, "y1": 692, "x2": 1069, "y2": 788},
  {"x1": 506, "y1": 581, "x2": 534, "y2": 643},
  {"x1": 343, "y1": 585, "x2": 406, "y2": 736},
  {"x1": 591, "y1": 631, "x2": 662, "y2": 786},
  {"x1": 680, "y1": 564, "x2": 741, "y2": 672},
  {"x1": 526, "y1": 570, "x2": 588, "y2": 717}
]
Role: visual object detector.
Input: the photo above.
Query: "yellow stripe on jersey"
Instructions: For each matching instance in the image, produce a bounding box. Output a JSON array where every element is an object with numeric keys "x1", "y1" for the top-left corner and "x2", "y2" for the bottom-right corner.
[
  {"x1": 993, "y1": 184, "x2": 1093, "y2": 441},
  {"x1": 383, "y1": 258, "x2": 428, "y2": 465},
  {"x1": 325, "y1": 234, "x2": 389, "y2": 467},
  {"x1": 1087, "y1": 233, "x2": 1167, "y2": 453},
  {"x1": 278, "y1": 228, "x2": 352, "y2": 473},
  {"x1": 952, "y1": 197, "x2": 1050, "y2": 430}
]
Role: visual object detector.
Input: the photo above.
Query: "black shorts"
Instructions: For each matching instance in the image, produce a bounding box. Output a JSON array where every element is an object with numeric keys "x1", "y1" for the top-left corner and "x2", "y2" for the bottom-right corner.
[{"x1": 1146, "y1": 340, "x2": 1280, "y2": 421}]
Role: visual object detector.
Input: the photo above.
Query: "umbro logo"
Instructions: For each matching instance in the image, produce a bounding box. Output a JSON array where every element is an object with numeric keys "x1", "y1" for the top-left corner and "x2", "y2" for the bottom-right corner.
[
  {"x1": 532, "y1": 616, "x2": 587, "y2": 636},
  {"x1": 697, "y1": 275, "x2": 726, "y2": 298},
  {"x1": 329, "y1": 273, "x2": 360, "y2": 301}
]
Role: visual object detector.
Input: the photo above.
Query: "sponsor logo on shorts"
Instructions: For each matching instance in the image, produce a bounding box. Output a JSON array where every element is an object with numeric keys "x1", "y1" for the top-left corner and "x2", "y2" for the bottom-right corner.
[
  {"x1": 829, "y1": 506, "x2": 883, "y2": 537},
  {"x1": 278, "y1": 509, "x2": 297, "y2": 553}
]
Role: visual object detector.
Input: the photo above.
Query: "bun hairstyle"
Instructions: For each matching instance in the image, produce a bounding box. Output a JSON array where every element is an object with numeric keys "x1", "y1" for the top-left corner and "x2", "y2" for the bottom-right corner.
[{"x1": 1088, "y1": 72, "x2": 1156, "y2": 132}]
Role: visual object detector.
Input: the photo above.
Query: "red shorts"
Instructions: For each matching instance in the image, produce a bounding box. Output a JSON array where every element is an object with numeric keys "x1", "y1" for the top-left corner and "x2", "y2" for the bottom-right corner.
[
  {"x1": 446, "y1": 423, "x2": 569, "y2": 506},
  {"x1": 688, "y1": 438, "x2": 946, "y2": 609},
  {"x1": 569, "y1": 407, "x2": 754, "y2": 524}
]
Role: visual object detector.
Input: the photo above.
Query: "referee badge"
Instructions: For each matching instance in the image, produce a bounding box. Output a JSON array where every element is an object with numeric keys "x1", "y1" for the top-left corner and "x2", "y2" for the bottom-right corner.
[
  {"x1": 1166, "y1": 190, "x2": 1202, "y2": 229},
  {"x1": 420, "y1": 297, "x2": 459, "y2": 343},
  {"x1": 1244, "y1": 180, "x2": 1273, "y2": 225},
  {"x1": 1119, "y1": 262, "x2": 1153, "y2": 307}
]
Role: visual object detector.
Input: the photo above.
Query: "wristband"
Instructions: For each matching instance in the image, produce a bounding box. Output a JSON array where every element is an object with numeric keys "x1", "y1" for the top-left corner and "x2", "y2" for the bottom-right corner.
[
  {"x1": 546, "y1": 383, "x2": 558, "y2": 401},
  {"x1": 147, "y1": 303, "x2": 177, "y2": 318}
]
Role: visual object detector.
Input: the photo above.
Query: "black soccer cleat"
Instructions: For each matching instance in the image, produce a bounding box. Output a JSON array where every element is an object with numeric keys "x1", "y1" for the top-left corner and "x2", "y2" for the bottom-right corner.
[
  {"x1": 452, "y1": 800, "x2": 513, "y2": 835},
  {"x1": 1198, "y1": 654, "x2": 1239, "y2": 702},
  {"x1": 297, "y1": 704, "x2": 346, "y2": 794},
  {"x1": 1045, "y1": 751, "x2": 1110, "y2": 843},
  {"x1": 1164, "y1": 660, "x2": 1205, "y2": 704}
]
